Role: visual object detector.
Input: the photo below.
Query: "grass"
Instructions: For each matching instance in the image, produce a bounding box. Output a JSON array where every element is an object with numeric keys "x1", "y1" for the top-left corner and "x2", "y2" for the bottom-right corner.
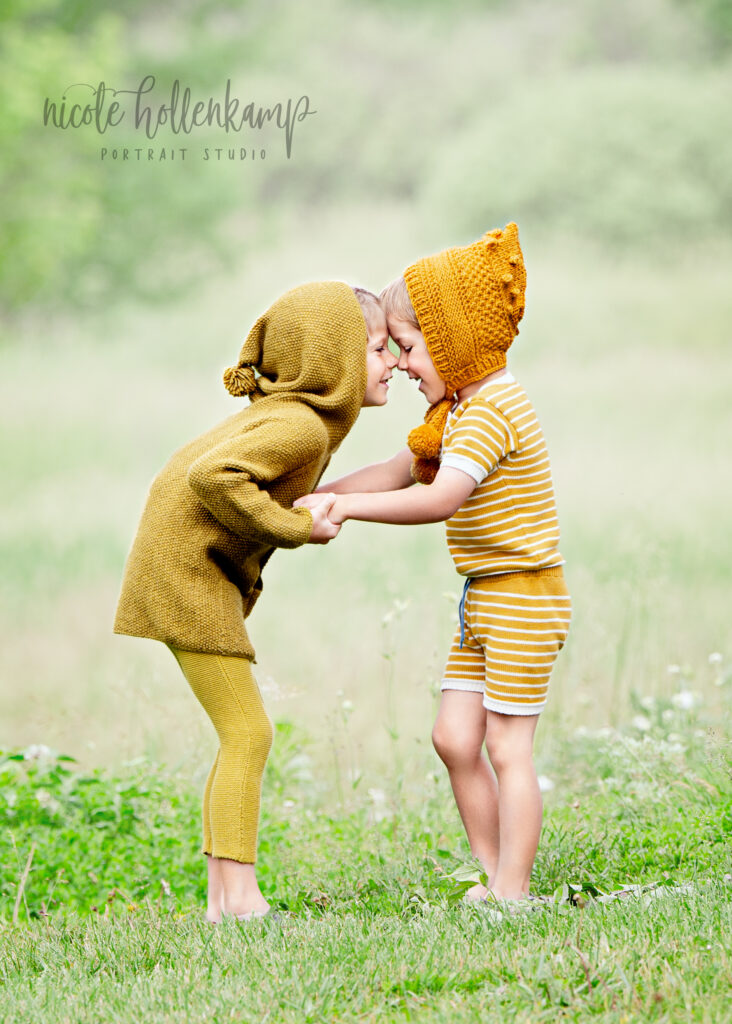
[
  {"x1": 1, "y1": 891, "x2": 730, "y2": 1023},
  {"x1": 1, "y1": 703, "x2": 730, "y2": 1022}
]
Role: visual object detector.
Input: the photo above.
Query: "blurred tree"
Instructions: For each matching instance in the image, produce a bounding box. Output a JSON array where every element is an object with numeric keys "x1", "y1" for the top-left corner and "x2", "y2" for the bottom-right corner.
[
  {"x1": 677, "y1": 0, "x2": 732, "y2": 53},
  {"x1": 2, "y1": 0, "x2": 731, "y2": 318},
  {"x1": 0, "y1": 0, "x2": 267, "y2": 316}
]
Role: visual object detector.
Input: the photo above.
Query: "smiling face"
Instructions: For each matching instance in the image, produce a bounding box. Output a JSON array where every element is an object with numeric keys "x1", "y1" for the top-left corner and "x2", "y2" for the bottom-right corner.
[
  {"x1": 386, "y1": 314, "x2": 447, "y2": 406},
  {"x1": 362, "y1": 306, "x2": 398, "y2": 407}
]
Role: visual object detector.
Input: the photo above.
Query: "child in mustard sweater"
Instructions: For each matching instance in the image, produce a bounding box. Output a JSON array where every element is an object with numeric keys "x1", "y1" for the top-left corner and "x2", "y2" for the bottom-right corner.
[
  {"x1": 115, "y1": 282, "x2": 396, "y2": 921},
  {"x1": 297, "y1": 227, "x2": 571, "y2": 902}
]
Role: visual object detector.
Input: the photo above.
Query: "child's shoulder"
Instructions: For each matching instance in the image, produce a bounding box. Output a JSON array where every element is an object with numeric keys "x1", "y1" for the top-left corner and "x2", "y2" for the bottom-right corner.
[
  {"x1": 456, "y1": 373, "x2": 524, "y2": 420},
  {"x1": 214, "y1": 397, "x2": 331, "y2": 451}
]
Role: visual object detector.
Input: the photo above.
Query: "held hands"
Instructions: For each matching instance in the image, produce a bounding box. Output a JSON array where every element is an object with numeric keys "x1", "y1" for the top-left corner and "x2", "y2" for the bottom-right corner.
[{"x1": 297, "y1": 492, "x2": 342, "y2": 544}]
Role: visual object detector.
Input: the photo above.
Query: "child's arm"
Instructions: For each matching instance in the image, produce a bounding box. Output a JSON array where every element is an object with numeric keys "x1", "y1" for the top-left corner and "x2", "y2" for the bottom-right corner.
[
  {"x1": 314, "y1": 447, "x2": 414, "y2": 494},
  {"x1": 187, "y1": 411, "x2": 335, "y2": 548},
  {"x1": 327, "y1": 466, "x2": 477, "y2": 526}
]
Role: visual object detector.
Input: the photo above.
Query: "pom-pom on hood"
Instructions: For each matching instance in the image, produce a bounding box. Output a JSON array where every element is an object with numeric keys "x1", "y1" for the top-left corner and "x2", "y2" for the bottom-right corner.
[{"x1": 223, "y1": 281, "x2": 368, "y2": 452}]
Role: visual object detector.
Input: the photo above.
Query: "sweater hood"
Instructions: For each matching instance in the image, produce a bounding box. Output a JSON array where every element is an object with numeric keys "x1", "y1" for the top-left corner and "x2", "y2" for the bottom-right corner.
[{"x1": 223, "y1": 281, "x2": 368, "y2": 452}]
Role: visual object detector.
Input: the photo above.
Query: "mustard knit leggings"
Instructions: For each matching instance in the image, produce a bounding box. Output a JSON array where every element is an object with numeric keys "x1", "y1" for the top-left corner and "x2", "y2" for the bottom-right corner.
[{"x1": 169, "y1": 648, "x2": 273, "y2": 864}]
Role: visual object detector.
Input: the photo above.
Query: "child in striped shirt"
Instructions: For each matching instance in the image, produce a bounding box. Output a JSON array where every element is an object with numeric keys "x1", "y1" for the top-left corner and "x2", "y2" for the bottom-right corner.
[{"x1": 296, "y1": 224, "x2": 571, "y2": 903}]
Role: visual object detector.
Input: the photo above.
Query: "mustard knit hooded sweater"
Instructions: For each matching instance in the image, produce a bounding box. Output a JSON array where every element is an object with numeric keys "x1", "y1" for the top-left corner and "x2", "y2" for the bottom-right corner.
[{"x1": 113, "y1": 282, "x2": 367, "y2": 660}]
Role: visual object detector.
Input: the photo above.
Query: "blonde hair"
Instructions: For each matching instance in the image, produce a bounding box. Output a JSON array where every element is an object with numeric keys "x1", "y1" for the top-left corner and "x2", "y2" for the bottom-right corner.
[
  {"x1": 351, "y1": 286, "x2": 384, "y2": 334},
  {"x1": 379, "y1": 277, "x2": 419, "y2": 329}
]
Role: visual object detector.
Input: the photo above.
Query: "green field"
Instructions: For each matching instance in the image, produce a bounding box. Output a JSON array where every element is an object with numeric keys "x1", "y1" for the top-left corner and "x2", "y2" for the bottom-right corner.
[
  {"x1": 2, "y1": 236, "x2": 731, "y2": 1021},
  {"x1": 1, "y1": 706, "x2": 730, "y2": 1021},
  {"x1": 2, "y1": 1, "x2": 732, "y2": 1019},
  {"x1": 1, "y1": 230, "x2": 730, "y2": 773}
]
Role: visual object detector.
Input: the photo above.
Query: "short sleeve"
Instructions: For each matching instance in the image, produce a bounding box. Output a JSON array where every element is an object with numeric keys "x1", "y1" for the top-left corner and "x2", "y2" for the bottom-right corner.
[{"x1": 441, "y1": 400, "x2": 518, "y2": 484}]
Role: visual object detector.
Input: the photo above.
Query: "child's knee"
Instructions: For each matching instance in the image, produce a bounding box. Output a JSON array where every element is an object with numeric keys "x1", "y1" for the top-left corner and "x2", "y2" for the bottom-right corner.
[
  {"x1": 220, "y1": 708, "x2": 273, "y2": 766},
  {"x1": 484, "y1": 718, "x2": 535, "y2": 774},
  {"x1": 249, "y1": 710, "x2": 274, "y2": 766},
  {"x1": 432, "y1": 719, "x2": 478, "y2": 768}
]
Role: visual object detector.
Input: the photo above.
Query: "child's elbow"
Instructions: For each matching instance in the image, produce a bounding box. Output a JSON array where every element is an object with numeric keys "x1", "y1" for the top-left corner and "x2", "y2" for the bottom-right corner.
[
  {"x1": 428, "y1": 494, "x2": 463, "y2": 523},
  {"x1": 186, "y1": 458, "x2": 215, "y2": 502}
]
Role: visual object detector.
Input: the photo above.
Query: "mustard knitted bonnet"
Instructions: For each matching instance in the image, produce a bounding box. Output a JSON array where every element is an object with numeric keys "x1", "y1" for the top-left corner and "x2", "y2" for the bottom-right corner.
[
  {"x1": 223, "y1": 281, "x2": 368, "y2": 451},
  {"x1": 404, "y1": 223, "x2": 527, "y2": 484}
]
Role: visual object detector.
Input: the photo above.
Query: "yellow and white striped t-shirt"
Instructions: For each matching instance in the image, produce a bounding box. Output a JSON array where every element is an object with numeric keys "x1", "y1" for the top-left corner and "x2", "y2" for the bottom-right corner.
[{"x1": 441, "y1": 371, "x2": 564, "y2": 578}]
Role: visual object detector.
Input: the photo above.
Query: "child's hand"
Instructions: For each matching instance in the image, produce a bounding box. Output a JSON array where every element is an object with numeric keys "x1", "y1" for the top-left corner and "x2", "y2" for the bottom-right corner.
[
  {"x1": 293, "y1": 492, "x2": 323, "y2": 511},
  {"x1": 327, "y1": 496, "x2": 348, "y2": 525},
  {"x1": 306, "y1": 494, "x2": 341, "y2": 544}
]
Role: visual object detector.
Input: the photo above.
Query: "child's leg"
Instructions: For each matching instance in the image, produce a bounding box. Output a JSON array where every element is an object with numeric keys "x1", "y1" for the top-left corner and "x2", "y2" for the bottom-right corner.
[
  {"x1": 483, "y1": 711, "x2": 541, "y2": 899},
  {"x1": 432, "y1": 691, "x2": 499, "y2": 882},
  {"x1": 470, "y1": 569, "x2": 571, "y2": 899},
  {"x1": 170, "y1": 648, "x2": 274, "y2": 918},
  {"x1": 202, "y1": 751, "x2": 225, "y2": 921},
  {"x1": 200, "y1": 757, "x2": 252, "y2": 924}
]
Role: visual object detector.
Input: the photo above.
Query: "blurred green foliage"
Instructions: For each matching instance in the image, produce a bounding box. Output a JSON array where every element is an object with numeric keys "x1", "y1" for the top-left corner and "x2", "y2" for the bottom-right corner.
[
  {"x1": 2, "y1": 0, "x2": 731, "y2": 314},
  {"x1": 682, "y1": 0, "x2": 732, "y2": 51},
  {"x1": 419, "y1": 69, "x2": 732, "y2": 247}
]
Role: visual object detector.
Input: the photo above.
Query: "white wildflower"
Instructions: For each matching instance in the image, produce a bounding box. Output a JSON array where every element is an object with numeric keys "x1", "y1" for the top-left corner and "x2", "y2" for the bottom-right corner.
[
  {"x1": 662, "y1": 709, "x2": 674, "y2": 724},
  {"x1": 708, "y1": 652, "x2": 723, "y2": 665},
  {"x1": 24, "y1": 744, "x2": 52, "y2": 760},
  {"x1": 671, "y1": 690, "x2": 697, "y2": 711},
  {"x1": 639, "y1": 696, "x2": 656, "y2": 711},
  {"x1": 667, "y1": 664, "x2": 681, "y2": 676},
  {"x1": 35, "y1": 789, "x2": 61, "y2": 814},
  {"x1": 368, "y1": 787, "x2": 391, "y2": 822},
  {"x1": 632, "y1": 715, "x2": 651, "y2": 732},
  {"x1": 537, "y1": 775, "x2": 554, "y2": 793},
  {"x1": 341, "y1": 699, "x2": 354, "y2": 714}
]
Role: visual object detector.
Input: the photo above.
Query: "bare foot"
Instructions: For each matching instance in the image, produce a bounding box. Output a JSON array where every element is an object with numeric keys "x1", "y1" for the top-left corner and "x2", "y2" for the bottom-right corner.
[
  {"x1": 223, "y1": 894, "x2": 271, "y2": 920},
  {"x1": 464, "y1": 881, "x2": 492, "y2": 902},
  {"x1": 490, "y1": 887, "x2": 529, "y2": 901}
]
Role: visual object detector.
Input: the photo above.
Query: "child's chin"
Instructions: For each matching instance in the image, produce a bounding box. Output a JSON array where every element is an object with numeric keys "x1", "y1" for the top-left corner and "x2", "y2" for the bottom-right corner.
[{"x1": 363, "y1": 392, "x2": 388, "y2": 408}]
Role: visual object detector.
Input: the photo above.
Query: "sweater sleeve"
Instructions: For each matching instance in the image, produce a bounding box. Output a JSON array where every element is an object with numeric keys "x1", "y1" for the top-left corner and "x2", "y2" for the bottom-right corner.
[
  {"x1": 186, "y1": 412, "x2": 327, "y2": 548},
  {"x1": 441, "y1": 400, "x2": 519, "y2": 484}
]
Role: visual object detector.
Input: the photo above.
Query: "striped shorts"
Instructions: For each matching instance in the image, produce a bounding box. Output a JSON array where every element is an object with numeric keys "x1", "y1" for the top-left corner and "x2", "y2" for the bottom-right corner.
[{"x1": 442, "y1": 567, "x2": 572, "y2": 716}]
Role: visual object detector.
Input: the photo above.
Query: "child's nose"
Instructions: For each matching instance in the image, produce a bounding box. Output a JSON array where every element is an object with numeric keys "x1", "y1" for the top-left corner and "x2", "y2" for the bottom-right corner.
[
  {"x1": 386, "y1": 349, "x2": 398, "y2": 368},
  {"x1": 397, "y1": 351, "x2": 409, "y2": 371}
]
